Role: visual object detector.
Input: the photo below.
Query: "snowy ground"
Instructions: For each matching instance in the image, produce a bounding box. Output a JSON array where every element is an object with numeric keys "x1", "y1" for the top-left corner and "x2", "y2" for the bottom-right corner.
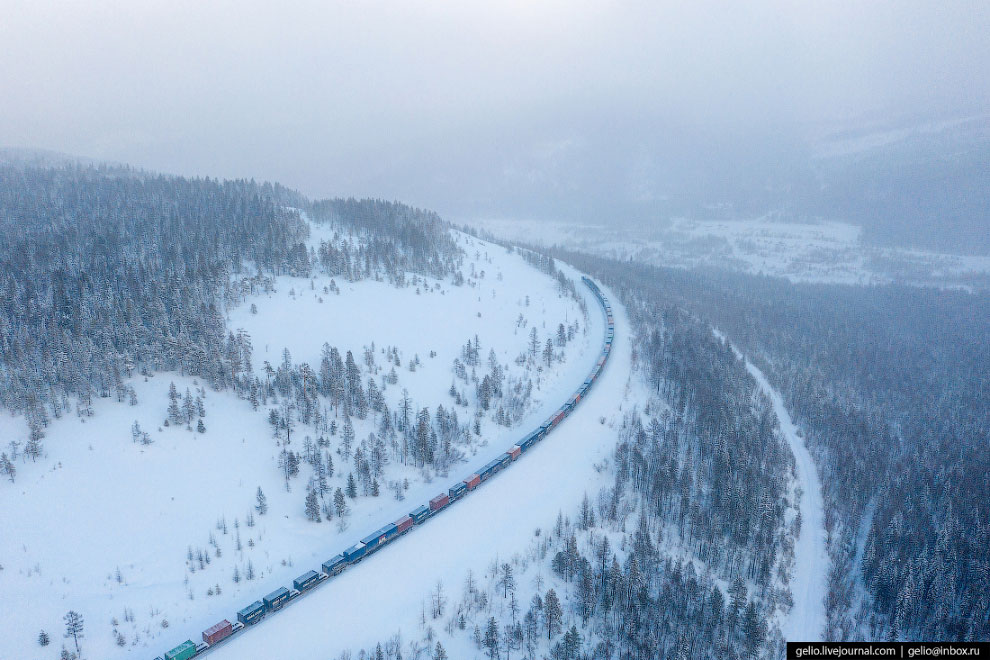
[
  {"x1": 0, "y1": 224, "x2": 603, "y2": 660},
  {"x1": 466, "y1": 216, "x2": 990, "y2": 290},
  {"x1": 202, "y1": 268, "x2": 630, "y2": 660}
]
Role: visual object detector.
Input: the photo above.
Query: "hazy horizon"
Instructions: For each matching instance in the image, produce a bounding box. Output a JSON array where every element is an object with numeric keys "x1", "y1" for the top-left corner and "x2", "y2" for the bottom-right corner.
[{"x1": 2, "y1": 1, "x2": 989, "y2": 247}]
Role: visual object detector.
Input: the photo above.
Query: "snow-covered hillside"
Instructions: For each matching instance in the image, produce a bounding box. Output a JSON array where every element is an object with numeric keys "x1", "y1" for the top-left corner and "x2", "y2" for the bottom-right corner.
[
  {"x1": 0, "y1": 219, "x2": 606, "y2": 660},
  {"x1": 203, "y1": 267, "x2": 630, "y2": 660}
]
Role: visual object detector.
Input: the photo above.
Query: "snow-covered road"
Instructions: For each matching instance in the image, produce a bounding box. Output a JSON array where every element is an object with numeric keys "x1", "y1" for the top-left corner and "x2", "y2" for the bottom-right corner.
[
  {"x1": 745, "y1": 361, "x2": 828, "y2": 642},
  {"x1": 203, "y1": 272, "x2": 632, "y2": 659}
]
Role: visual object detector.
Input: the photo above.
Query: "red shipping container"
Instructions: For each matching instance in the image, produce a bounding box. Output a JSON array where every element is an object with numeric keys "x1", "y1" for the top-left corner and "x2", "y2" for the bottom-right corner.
[
  {"x1": 508, "y1": 446, "x2": 521, "y2": 460},
  {"x1": 203, "y1": 619, "x2": 233, "y2": 645},
  {"x1": 429, "y1": 493, "x2": 450, "y2": 511},
  {"x1": 395, "y1": 515, "x2": 413, "y2": 534},
  {"x1": 464, "y1": 474, "x2": 481, "y2": 490}
]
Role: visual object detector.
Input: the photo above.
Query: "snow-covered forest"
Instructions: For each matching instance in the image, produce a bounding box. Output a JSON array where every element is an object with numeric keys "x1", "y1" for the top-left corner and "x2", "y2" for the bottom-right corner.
[{"x1": 1, "y1": 161, "x2": 985, "y2": 660}]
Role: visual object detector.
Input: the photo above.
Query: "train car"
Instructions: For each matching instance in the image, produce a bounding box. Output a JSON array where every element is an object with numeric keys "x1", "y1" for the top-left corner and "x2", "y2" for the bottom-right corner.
[
  {"x1": 550, "y1": 410, "x2": 566, "y2": 427},
  {"x1": 237, "y1": 600, "x2": 265, "y2": 625},
  {"x1": 323, "y1": 554, "x2": 347, "y2": 576},
  {"x1": 345, "y1": 541, "x2": 368, "y2": 562},
  {"x1": 463, "y1": 474, "x2": 481, "y2": 490},
  {"x1": 498, "y1": 453, "x2": 511, "y2": 469},
  {"x1": 508, "y1": 445, "x2": 521, "y2": 460},
  {"x1": 293, "y1": 570, "x2": 320, "y2": 592},
  {"x1": 203, "y1": 619, "x2": 233, "y2": 645},
  {"x1": 395, "y1": 515, "x2": 413, "y2": 535},
  {"x1": 362, "y1": 523, "x2": 398, "y2": 553},
  {"x1": 264, "y1": 586, "x2": 290, "y2": 611},
  {"x1": 164, "y1": 640, "x2": 197, "y2": 660},
  {"x1": 448, "y1": 481, "x2": 467, "y2": 500},
  {"x1": 429, "y1": 493, "x2": 450, "y2": 512},
  {"x1": 410, "y1": 504, "x2": 431, "y2": 524},
  {"x1": 478, "y1": 460, "x2": 498, "y2": 482},
  {"x1": 519, "y1": 429, "x2": 540, "y2": 451}
]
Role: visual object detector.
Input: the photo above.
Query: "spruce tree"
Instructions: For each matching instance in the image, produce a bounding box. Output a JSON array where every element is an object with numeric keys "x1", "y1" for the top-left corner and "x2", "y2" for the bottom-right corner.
[{"x1": 255, "y1": 487, "x2": 268, "y2": 515}]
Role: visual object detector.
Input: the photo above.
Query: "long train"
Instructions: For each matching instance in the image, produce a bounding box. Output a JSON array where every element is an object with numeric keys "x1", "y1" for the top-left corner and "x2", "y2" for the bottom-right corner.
[{"x1": 154, "y1": 276, "x2": 614, "y2": 660}]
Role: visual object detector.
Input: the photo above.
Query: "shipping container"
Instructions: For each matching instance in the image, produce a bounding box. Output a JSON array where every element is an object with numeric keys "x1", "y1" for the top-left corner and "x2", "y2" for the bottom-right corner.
[
  {"x1": 237, "y1": 601, "x2": 265, "y2": 625},
  {"x1": 203, "y1": 619, "x2": 233, "y2": 645},
  {"x1": 429, "y1": 493, "x2": 450, "y2": 512},
  {"x1": 164, "y1": 640, "x2": 197, "y2": 660},
  {"x1": 464, "y1": 474, "x2": 481, "y2": 490},
  {"x1": 448, "y1": 482, "x2": 467, "y2": 500},
  {"x1": 478, "y1": 461, "x2": 498, "y2": 481},
  {"x1": 395, "y1": 515, "x2": 413, "y2": 534},
  {"x1": 293, "y1": 570, "x2": 320, "y2": 592},
  {"x1": 344, "y1": 542, "x2": 367, "y2": 563},
  {"x1": 498, "y1": 454, "x2": 511, "y2": 468},
  {"x1": 410, "y1": 504, "x2": 431, "y2": 524},
  {"x1": 361, "y1": 523, "x2": 398, "y2": 552},
  {"x1": 323, "y1": 554, "x2": 347, "y2": 576},
  {"x1": 264, "y1": 586, "x2": 290, "y2": 611},
  {"x1": 508, "y1": 446, "x2": 521, "y2": 460}
]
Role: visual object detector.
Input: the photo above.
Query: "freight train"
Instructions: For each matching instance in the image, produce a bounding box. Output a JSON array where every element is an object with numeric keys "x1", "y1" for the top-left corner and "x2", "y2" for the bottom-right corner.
[{"x1": 154, "y1": 275, "x2": 614, "y2": 660}]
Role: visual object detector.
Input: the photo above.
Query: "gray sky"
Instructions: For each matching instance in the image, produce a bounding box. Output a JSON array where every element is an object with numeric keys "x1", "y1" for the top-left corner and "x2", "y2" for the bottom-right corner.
[{"x1": 2, "y1": 0, "x2": 988, "y2": 220}]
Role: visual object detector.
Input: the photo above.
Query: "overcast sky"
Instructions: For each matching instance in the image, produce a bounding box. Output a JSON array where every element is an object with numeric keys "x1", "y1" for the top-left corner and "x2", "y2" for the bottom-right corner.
[{"x1": 2, "y1": 1, "x2": 988, "y2": 220}]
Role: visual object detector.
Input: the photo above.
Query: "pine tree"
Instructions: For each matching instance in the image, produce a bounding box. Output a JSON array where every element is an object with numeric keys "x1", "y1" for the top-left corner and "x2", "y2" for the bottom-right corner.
[
  {"x1": 246, "y1": 560, "x2": 255, "y2": 580},
  {"x1": 498, "y1": 562, "x2": 516, "y2": 598},
  {"x1": 543, "y1": 589, "x2": 562, "y2": 640},
  {"x1": 484, "y1": 616, "x2": 500, "y2": 659},
  {"x1": 197, "y1": 418, "x2": 206, "y2": 433},
  {"x1": 305, "y1": 485, "x2": 321, "y2": 522},
  {"x1": 167, "y1": 382, "x2": 181, "y2": 424},
  {"x1": 182, "y1": 388, "x2": 195, "y2": 425},
  {"x1": 346, "y1": 472, "x2": 357, "y2": 499},
  {"x1": 433, "y1": 640, "x2": 448, "y2": 660},
  {"x1": 63, "y1": 611, "x2": 84, "y2": 655},
  {"x1": 255, "y1": 487, "x2": 268, "y2": 515},
  {"x1": 38, "y1": 630, "x2": 50, "y2": 646},
  {"x1": 543, "y1": 338, "x2": 554, "y2": 367},
  {"x1": 333, "y1": 487, "x2": 348, "y2": 518}
]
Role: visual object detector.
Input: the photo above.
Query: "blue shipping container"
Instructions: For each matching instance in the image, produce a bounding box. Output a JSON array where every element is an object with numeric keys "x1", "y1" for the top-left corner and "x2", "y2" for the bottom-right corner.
[
  {"x1": 344, "y1": 543, "x2": 367, "y2": 563},
  {"x1": 323, "y1": 554, "x2": 347, "y2": 575},
  {"x1": 410, "y1": 505, "x2": 430, "y2": 524},
  {"x1": 237, "y1": 601, "x2": 264, "y2": 625},
  {"x1": 293, "y1": 570, "x2": 320, "y2": 591},
  {"x1": 264, "y1": 587, "x2": 290, "y2": 611}
]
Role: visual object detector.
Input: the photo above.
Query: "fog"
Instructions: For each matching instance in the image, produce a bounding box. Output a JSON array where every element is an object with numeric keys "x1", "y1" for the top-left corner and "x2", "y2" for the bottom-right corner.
[{"x1": 2, "y1": 1, "x2": 988, "y2": 227}]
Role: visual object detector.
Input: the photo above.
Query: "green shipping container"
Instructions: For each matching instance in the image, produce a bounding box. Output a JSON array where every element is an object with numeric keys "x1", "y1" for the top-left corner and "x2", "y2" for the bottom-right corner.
[{"x1": 164, "y1": 640, "x2": 197, "y2": 660}]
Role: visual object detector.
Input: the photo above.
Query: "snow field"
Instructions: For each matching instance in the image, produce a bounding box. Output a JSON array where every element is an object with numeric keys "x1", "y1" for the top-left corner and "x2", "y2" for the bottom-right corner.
[
  {"x1": 202, "y1": 271, "x2": 630, "y2": 660},
  {"x1": 0, "y1": 226, "x2": 597, "y2": 660}
]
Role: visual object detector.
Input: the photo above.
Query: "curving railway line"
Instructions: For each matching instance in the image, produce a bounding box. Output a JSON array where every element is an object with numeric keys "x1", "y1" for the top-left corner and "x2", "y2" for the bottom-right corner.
[{"x1": 154, "y1": 275, "x2": 615, "y2": 660}]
